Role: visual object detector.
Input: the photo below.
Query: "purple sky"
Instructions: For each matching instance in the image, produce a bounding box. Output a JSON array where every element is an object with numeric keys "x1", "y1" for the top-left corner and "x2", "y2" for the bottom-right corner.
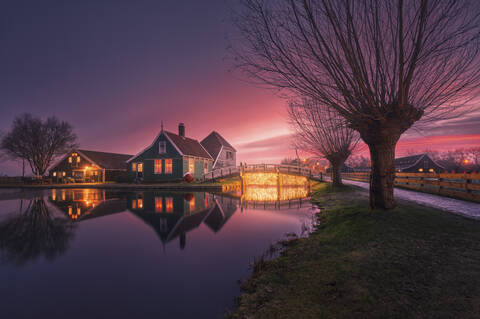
[{"x1": 1, "y1": 0, "x2": 479, "y2": 175}]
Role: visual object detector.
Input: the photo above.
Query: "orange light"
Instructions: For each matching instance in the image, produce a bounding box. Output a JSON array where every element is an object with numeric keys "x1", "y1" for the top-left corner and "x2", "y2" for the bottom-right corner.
[
  {"x1": 418, "y1": 168, "x2": 423, "y2": 172},
  {"x1": 463, "y1": 159, "x2": 469, "y2": 164}
]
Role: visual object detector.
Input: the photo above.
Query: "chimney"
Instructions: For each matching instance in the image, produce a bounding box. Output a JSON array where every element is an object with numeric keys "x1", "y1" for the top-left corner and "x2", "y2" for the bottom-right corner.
[{"x1": 178, "y1": 123, "x2": 185, "y2": 137}]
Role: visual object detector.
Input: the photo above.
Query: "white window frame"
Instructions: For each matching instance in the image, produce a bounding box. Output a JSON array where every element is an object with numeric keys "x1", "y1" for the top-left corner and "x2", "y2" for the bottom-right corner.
[{"x1": 159, "y1": 141, "x2": 166, "y2": 154}]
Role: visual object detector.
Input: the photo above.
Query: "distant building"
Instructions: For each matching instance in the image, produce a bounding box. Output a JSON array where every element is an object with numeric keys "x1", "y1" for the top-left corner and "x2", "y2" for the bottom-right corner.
[
  {"x1": 201, "y1": 131, "x2": 236, "y2": 169},
  {"x1": 326, "y1": 164, "x2": 355, "y2": 173},
  {"x1": 395, "y1": 153, "x2": 445, "y2": 173},
  {"x1": 127, "y1": 123, "x2": 214, "y2": 182},
  {"x1": 49, "y1": 149, "x2": 132, "y2": 182}
]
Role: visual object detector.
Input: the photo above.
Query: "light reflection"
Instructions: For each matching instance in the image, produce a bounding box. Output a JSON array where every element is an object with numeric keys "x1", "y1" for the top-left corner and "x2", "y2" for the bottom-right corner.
[
  {"x1": 242, "y1": 172, "x2": 308, "y2": 186},
  {"x1": 243, "y1": 186, "x2": 309, "y2": 202}
]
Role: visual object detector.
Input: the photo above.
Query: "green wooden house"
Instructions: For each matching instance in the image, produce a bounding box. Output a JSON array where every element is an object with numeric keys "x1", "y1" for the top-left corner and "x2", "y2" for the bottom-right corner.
[{"x1": 126, "y1": 123, "x2": 214, "y2": 182}]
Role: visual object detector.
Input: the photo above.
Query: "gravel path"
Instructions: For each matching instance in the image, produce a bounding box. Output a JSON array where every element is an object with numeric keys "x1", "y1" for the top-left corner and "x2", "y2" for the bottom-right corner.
[{"x1": 342, "y1": 179, "x2": 480, "y2": 219}]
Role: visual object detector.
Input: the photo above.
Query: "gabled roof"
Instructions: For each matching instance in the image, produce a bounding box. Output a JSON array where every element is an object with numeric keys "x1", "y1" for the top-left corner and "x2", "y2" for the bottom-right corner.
[
  {"x1": 395, "y1": 154, "x2": 426, "y2": 170},
  {"x1": 127, "y1": 130, "x2": 212, "y2": 162},
  {"x1": 164, "y1": 131, "x2": 212, "y2": 159},
  {"x1": 78, "y1": 149, "x2": 133, "y2": 170},
  {"x1": 200, "y1": 131, "x2": 236, "y2": 161}
]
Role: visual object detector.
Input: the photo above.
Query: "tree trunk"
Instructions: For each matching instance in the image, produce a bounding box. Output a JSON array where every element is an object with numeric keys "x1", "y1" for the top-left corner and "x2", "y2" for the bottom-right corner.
[
  {"x1": 367, "y1": 138, "x2": 398, "y2": 209},
  {"x1": 330, "y1": 162, "x2": 343, "y2": 187}
]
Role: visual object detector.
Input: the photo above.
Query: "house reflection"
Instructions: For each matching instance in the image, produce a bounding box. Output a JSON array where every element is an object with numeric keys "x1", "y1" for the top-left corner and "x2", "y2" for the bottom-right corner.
[
  {"x1": 49, "y1": 189, "x2": 127, "y2": 221},
  {"x1": 127, "y1": 192, "x2": 238, "y2": 249}
]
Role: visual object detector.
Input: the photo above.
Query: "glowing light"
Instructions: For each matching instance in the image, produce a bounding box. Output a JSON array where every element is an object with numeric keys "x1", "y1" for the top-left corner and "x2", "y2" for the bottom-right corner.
[
  {"x1": 463, "y1": 159, "x2": 469, "y2": 164},
  {"x1": 242, "y1": 172, "x2": 308, "y2": 186},
  {"x1": 166, "y1": 197, "x2": 173, "y2": 213},
  {"x1": 429, "y1": 168, "x2": 434, "y2": 172},
  {"x1": 243, "y1": 186, "x2": 309, "y2": 201},
  {"x1": 418, "y1": 168, "x2": 424, "y2": 172}
]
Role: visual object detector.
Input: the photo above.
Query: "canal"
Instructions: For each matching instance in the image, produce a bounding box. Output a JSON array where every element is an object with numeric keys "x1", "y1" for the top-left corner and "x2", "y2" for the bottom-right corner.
[{"x1": 0, "y1": 187, "x2": 317, "y2": 319}]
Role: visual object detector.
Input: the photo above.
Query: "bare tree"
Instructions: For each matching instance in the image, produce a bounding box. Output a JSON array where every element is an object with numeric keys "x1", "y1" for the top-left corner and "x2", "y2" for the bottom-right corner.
[
  {"x1": 0, "y1": 114, "x2": 77, "y2": 178},
  {"x1": 0, "y1": 198, "x2": 76, "y2": 266},
  {"x1": 232, "y1": 0, "x2": 480, "y2": 209},
  {"x1": 288, "y1": 98, "x2": 360, "y2": 186}
]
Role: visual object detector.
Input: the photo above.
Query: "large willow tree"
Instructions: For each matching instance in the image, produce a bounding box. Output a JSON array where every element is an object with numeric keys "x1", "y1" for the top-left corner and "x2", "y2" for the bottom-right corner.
[
  {"x1": 288, "y1": 99, "x2": 359, "y2": 186},
  {"x1": 232, "y1": 0, "x2": 480, "y2": 209}
]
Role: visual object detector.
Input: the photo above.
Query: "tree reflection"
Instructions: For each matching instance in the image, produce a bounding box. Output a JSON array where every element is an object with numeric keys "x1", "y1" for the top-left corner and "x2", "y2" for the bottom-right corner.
[{"x1": 0, "y1": 197, "x2": 76, "y2": 266}]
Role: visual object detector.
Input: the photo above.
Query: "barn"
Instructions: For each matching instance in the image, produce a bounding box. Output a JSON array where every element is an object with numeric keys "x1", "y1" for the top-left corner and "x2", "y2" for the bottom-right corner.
[
  {"x1": 395, "y1": 153, "x2": 445, "y2": 173},
  {"x1": 49, "y1": 149, "x2": 132, "y2": 183}
]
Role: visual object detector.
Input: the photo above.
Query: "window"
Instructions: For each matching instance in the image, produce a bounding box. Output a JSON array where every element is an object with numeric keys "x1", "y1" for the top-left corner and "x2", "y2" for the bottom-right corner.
[
  {"x1": 155, "y1": 197, "x2": 163, "y2": 213},
  {"x1": 68, "y1": 157, "x2": 72, "y2": 163},
  {"x1": 77, "y1": 157, "x2": 81, "y2": 163},
  {"x1": 137, "y1": 163, "x2": 143, "y2": 173},
  {"x1": 132, "y1": 200, "x2": 137, "y2": 209},
  {"x1": 137, "y1": 198, "x2": 143, "y2": 209},
  {"x1": 159, "y1": 141, "x2": 166, "y2": 154},
  {"x1": 204, "y1": 161, "x2": 209, "y2": 174},
  {"x1": 165, "y1": 197, "x2": 173, "y2": 213},
  {"x1": 132, "y1": 163, "x2": 137, "y2": 171},
  {"x1": 165, "y1": 159, "x2": 172, "y2": 174},
  {"x1": 154, "y1": 159, "x2": 162, "y2": 174},
  {"x1": 62, "y1": 172, "x2": 66, "y2": 176},
  {"x1": 226, "y1": 151, "x2": 233, "y2": 159},
  {"x1": 189, "y1": 158, "x2": 194, "y2": 173},
  {"x1": 53, "y1": 172, "x2": 57, "y2": 177},
  {"x1": 189, "y1": 197, "x2": 195, "y2": 211}
]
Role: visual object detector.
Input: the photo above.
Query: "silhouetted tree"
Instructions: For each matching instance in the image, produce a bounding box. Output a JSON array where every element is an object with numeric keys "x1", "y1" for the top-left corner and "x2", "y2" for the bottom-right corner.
[
  {"x1": 0, "y1": 198, "x2": 76, "y2": 266},
  {"x1": 288, "y1": 98, "x2": 359, "y2": 186},
  {"x1": 0, "y1": 114, "x2": 77, "y2": 177},
  {"x1": 232, "y1": 0, "x2": 480, "y2": 209}
]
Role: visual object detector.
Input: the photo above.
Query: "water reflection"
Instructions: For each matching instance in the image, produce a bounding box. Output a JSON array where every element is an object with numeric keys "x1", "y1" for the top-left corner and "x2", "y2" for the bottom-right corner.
[{"x1": 0, "y1": 198, "x2": 76, "y2": 266}]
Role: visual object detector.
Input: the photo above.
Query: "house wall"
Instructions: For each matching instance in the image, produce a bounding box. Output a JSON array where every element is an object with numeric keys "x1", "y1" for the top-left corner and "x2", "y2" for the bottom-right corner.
[
  {"x1": 183, "y1": 156, "x2": 213, "y2": 179},
  {"x1": 214, "y1": 147, "x2": 236, "y2": 169}
]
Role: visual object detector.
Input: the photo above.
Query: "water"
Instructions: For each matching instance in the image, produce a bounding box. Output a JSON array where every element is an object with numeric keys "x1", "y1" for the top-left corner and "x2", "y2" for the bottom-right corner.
[{"x1": 0, "y1": 187, "x2": 316, "y2": 319}]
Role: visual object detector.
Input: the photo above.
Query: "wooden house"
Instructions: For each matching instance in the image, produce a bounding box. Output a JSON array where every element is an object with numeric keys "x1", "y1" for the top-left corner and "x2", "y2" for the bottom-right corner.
[
  {"x1": 395, "y1": 153, "x2": 445, "y2": 173},
  {"x1": 49, "y1": 149, "x2": 132, "y2": 183},
  {"x1": 126, "y1": 123, "x2": 213, "y2": 182},
  {"x1": 200, "y1": 131, "x2": 236, "y2": 169}
]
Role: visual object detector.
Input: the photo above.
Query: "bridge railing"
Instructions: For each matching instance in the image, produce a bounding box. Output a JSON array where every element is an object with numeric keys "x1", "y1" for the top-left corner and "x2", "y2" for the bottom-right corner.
[{"x1": 203, "y1": 164, "x2": 320, "y2": 182}]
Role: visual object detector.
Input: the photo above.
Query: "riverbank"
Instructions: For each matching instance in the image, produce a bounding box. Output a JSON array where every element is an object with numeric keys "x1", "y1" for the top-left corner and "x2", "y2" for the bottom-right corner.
[{"x1": 229, "y1": 183, "x2": 480, "y2": 318}]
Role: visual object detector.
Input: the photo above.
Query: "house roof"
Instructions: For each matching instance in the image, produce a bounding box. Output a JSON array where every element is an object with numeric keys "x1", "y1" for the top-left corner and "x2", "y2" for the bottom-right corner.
[
  {"x1": 78, "y1": 149, "x2": 133, "y2": 170},
  {"x1": 200, "y1": 131, "x2": 236, "y2": 161},
  {"x1": 164, "y1": 131, "x2": 212, "y2": 159},
  {"x1": 394, "y1": 154, "x2": 426, "y2": 170}
]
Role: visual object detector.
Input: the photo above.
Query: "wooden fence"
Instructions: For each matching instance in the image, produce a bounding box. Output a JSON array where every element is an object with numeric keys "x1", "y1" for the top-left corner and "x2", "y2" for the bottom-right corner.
[{"x1": 341, "y1": 172, "x2": 480, "y2": 202}]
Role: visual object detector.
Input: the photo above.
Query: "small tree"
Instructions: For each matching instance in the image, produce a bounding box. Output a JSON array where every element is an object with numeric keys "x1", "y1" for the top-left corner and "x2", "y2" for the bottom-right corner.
[
  {"x1": 232, "y1": 0, "x2": 480, "y2": 209},
  {"x1": 288, "y1": 98, "x2": 359, "y2": 186},
  {"x1": 0, "y1": 114, "x2": 77, "y2": 177}
]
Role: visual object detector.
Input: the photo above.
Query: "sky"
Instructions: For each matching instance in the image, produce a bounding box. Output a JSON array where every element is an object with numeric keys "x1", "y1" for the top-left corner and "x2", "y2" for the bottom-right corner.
[{"x1": 0, "y1": 0, "x2": 479, "y2": 175}]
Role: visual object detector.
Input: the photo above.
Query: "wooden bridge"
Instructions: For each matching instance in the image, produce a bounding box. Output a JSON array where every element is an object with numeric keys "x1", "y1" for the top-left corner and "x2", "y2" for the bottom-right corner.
[{"x1": 203, "y1": 164, "x2": 323, "y2": 182}]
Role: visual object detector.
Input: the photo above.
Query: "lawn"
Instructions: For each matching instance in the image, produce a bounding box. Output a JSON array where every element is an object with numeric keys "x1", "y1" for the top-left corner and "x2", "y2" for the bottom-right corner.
[{"x1": 229, "y1": 183, "x2": 480, "y2": 318}]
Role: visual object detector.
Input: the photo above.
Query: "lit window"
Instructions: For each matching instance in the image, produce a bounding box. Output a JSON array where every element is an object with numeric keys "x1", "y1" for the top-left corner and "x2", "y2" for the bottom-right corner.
[
  {"x1": 137, "y1": 198, "x2": 143, "y2": 209},
  {"x1": 77, "y1": 207, "x2": 81, "y2": 215},
  {"x1": 166, "y1": 197, "x2": 173, "y2": 213},
  {"x1": 155, "y1": 197, "x2": 163, "y2": 213},
  {"x1": 418, "y1": 168, "x2": 423, "y2": 172},
  {"x1": 189, "y1": 197, "x2": 195, "y2": 211},
  {"x1": 62, "y1": 172, "x2": 66, "y2": 176},
  {"x1": 165, "y1": 159, "x2": 172, "y2": 174},
  {"x1": 53, "y1": 172, "x2": 57, "y2": 177},
  {"x1": 132, "y1": 163, "x2": 137, "y2": 171},
  {"x1": 77, "y1": 157, "x2": 81, "y2": 163},
  {"x1": 154, "y1": 159, "x2": 162, "y2": 174},
  {"x1": 204, "y1": 161, "x2": 208, "y2": 174},
  {"x1": 189, "y1": 158, "x2": 194, "y2": 173},
  {"x1": 68, "y1": 206, "x2": 72, "y2": 215},
  {"x1": 429, "y1": 168, "x2": 434, "y2": 172},
  {"x1": 137, "y1": 163, "x2": 143, "y2": 173},
  {"x1": 68, "y1": 157, "x2": 72, "y2": 163},
  {"x1": 159, "y1": 141, "x2": 166, "y2": 154},
  {"x1": 132, "y1": 200, "x2": 137, "y2": 209}
]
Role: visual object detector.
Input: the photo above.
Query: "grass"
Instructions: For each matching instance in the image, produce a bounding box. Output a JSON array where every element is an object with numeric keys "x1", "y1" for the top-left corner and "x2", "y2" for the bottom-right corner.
[{"x1": 228, "y1": 182, "x2": 480, "y2": 318}]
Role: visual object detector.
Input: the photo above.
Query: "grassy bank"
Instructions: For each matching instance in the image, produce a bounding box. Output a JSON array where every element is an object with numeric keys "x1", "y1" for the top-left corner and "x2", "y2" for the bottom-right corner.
[{"x1": 229, "y1": 183, "x2": 480, "y2": 318}]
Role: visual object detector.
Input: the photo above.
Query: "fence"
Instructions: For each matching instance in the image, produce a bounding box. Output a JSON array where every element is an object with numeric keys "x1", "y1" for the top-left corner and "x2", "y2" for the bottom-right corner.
[{"x1": 342, "y1": 172, "x2": 480, "y2": 202}]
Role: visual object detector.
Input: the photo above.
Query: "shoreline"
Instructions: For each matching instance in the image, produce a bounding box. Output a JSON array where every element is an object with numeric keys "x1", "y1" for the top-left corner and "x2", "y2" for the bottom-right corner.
[{"x1": 0, "y1": 182, "x2": 224, "y2": 191}]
